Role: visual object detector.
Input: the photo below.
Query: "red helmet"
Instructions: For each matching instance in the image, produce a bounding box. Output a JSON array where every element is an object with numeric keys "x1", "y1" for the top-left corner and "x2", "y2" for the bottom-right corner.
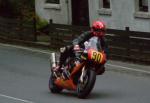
[{"x1": 91, "y1": 21, "x2": 106, "y2": 37}]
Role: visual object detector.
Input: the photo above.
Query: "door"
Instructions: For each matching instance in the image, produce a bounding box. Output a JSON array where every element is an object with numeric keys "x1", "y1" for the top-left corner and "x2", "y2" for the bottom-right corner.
[{"x1": 71, "y1": 0, "x2": 90, "y2": 26}]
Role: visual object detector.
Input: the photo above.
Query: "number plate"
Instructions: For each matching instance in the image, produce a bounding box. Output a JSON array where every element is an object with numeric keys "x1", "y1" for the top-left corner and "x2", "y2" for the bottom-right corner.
[{"x1": 91, "y1": 51, "x2": 102, "y2": 63}]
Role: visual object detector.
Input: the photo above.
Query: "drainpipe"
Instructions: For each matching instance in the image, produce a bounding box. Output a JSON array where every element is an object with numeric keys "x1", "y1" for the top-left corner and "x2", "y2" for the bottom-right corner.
[{"x1": 66, "y1": 0, "x2": 70, "y2": 24}]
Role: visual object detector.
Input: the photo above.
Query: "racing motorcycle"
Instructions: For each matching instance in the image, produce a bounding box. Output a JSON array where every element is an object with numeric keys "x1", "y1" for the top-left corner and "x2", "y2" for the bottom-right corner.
[{"x1": 49, "y1": 36, "x2": 106, "y2": 98}]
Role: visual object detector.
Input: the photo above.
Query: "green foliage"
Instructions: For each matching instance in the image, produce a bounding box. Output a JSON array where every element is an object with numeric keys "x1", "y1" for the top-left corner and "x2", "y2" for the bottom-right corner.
[
  {"x1": 0, "y1": 0, "x2": 48, "y2": 30},
  {"x1": 36, "y1": 16, "x2": 48, "y2": 29},
  {"x1": 0, "y1": 0, "x2": 35, "y2": 21}
]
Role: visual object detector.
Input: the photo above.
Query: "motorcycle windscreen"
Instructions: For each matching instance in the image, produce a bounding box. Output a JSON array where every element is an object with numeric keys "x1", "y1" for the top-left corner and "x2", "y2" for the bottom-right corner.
[{"x1": 84, "y1": 36, "x2": 102, "y2": 52}]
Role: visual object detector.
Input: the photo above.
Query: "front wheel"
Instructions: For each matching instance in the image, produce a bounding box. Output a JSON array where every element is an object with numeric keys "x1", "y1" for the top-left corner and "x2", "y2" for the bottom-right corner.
[
  {"x1": 49, "y1": 73, "x2": 63, "y2": 93},
  {"x1": 77, "y1": 69, "x2": 96, "y2": 98}
]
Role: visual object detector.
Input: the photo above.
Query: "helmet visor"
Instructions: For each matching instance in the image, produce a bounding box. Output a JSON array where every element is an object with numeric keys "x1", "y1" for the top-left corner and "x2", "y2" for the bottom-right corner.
[{"x1": 92, "y1": 27, "x2": 106, "y2": 32}]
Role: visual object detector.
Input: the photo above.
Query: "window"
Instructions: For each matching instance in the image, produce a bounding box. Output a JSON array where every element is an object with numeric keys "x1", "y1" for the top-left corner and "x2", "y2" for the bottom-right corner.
[
  {"x1": 139, "y1": 0, "x2": 148, "y2": 12},
  {"x1": 103, "y1": 0, "x2": 110, "y2": 9},
  {"x1": 98, "y1": 0, "x2": 112, "y2": 15},
  {"x1": 46, "y1": 0, "x2": 60, "y2": 4},
  {"x1": 99, "y1": 0, "x2": 111, "y2": 9},
  {"x1": 134, "y1": 0, "x2": 150, "y2": 19},
  {"x1": 44, "y1": 0, "x2": 61, "y2": 10}
]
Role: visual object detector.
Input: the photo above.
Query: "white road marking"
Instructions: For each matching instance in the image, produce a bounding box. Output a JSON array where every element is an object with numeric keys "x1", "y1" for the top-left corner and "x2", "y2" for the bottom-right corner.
[
  {"x1": 0, "y1": 43, "x2": 150, "y2": 74},
  {"x1": 0, "y1": 43, "x2": 51, "y2": 55},
  {"x1": 106, "y1": 64, "x2": 150, "y2": 74},
  {"x1": 0, "y1": 94, "x2": 34, "y2": 103}
]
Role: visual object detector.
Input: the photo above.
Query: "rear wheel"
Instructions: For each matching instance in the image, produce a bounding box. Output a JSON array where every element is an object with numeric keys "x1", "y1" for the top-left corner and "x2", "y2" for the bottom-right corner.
[
  {"x1": 77, "y1": 69, "x2": 96, "y2": 98},
  {"x1": 49, "y1": 73, "x2": 63, "y2": 93}
]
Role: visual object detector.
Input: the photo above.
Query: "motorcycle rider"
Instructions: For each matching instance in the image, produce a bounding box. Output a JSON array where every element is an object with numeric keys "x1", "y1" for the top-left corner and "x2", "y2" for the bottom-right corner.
[{"x1": 53, "y1": 20, "x2": 108, "y2": 76}]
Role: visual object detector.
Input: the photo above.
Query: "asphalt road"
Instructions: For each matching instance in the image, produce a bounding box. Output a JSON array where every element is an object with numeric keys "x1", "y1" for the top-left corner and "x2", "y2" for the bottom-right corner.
[{"x1": 0, "y1": 43, "x2": 150, "y2": 103}]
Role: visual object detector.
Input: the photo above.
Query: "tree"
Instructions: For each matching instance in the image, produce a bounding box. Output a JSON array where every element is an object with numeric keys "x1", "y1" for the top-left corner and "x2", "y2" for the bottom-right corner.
[
  {"x1": 0, "y1": 0, "x2": 35, "y2": 21},
  {"x1": 0, "y1": 0, "x2": 16, "y2": 18}
]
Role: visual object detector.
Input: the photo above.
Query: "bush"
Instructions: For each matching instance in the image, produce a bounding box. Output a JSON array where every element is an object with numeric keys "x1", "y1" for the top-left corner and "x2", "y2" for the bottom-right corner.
[
  {"x1": 36, "y1": 16, "x2": 49, "y2": 30},
  {"x1": 0, "y1": 0, "x2": 35, "y2": 20}
]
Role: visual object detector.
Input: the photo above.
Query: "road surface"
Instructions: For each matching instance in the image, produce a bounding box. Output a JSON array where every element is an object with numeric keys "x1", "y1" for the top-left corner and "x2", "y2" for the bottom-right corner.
[{"x1": 0, "y1": 43, "x2": 150, "y2": 103}]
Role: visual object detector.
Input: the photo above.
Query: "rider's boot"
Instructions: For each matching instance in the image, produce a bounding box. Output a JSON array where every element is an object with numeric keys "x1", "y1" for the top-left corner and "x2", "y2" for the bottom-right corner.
[{"x1": 53, "y1": 65, "x2": 63, "y2": 77}]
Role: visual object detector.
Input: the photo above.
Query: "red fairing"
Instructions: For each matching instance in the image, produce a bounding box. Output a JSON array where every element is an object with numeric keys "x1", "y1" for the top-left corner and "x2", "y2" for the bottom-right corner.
[
  {"x1": 87, "y1": 49, "x2": 106, "y2": 64},
  {"x1": 87, "y1": 49, "x2": 93, "y2": 60},
  {"x1": 101, "y1": 51, "x2": 107, "y2": 64}
]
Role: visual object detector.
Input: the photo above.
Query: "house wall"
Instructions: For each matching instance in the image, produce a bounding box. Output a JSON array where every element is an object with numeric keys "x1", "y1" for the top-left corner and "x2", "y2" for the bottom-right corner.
[
  {"x1": 35, "y1": 0, "x2": 71, "y2": 24},
  {"x1": 35, "y1": 0, "x2": 150, "y2": 32},
  {"x1": 89, "y1": 0, "x2": 150, "y2": 32}
]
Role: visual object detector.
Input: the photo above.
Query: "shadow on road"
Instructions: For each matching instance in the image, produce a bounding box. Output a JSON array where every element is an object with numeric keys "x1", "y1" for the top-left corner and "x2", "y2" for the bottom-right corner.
[
  {"x1": 89, "y1": 90, "x2": 123, "y2": 100},
  {"x1": 47, "y1": 89, "x2": 123, "y2": 100}
]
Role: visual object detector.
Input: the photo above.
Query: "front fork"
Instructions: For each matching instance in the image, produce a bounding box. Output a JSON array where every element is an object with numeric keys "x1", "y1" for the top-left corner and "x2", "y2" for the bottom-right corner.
[
  {"x1": 50, "y1": 53, "x2": 57, "y2": 68},
  {"x1": 79, "y1": 66, "x2": 87, "y2": 83},
  {"x1": 50, "y1": 53, "x2": 59, "y2": 78}
]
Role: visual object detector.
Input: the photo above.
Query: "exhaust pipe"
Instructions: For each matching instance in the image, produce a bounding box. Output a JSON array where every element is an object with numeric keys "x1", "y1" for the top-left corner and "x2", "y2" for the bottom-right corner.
[{"x1": 50, "y1": 53, "x2": 56, "y2": 68}]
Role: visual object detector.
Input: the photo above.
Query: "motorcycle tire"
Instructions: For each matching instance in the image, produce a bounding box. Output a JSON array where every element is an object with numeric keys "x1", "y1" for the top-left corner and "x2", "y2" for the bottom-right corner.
[
  {"x1": 49, "y1": 73, "x2": 63, "y2": 93},
  {"x1": 77, "y1": 69, "x2": 96, "y2": 99}
]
